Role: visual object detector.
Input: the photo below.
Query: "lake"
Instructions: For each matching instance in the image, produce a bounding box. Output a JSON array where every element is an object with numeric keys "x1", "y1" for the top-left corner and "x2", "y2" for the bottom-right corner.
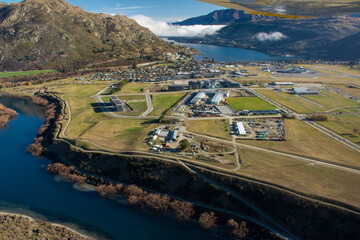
[
  {"x1": 165, "y1": 39, "x2": 292, "y2": 62},
  {"x1": 0, "y1": 96, "x2": 219, "y2": 240}
]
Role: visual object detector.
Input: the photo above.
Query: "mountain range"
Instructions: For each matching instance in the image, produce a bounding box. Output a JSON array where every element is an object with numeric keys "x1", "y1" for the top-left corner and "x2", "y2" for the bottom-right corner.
[
  {"x1": 174, "y1": 9, "x2": 360, "y2": 61},
  {"x1": 0, "y1": 0, "x2": 174, "y2": 71}
]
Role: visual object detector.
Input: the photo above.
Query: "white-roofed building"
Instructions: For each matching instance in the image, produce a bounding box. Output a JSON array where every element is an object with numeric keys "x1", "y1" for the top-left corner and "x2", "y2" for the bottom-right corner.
[{"x1": 235, "y1": 122, "x2": 246, "y2": 135}]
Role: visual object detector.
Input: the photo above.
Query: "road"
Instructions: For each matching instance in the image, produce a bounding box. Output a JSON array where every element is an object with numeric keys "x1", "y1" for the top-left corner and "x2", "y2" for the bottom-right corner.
[
  {"x1": 247, "y1": 85, "x2": 360, "y2": 153},
  {"x1": 315, "y1": 66, "x2": 360, "y2": 79},
  {"x1": 184, "y1": 129, "x2": 360, "y2": 175},
  {"x1": 49, "y1": 92, "x2": 360, "y2": 237},
  {"x1": 92, "y1": 94, "x2": 158, "y2": 120},
  {"x1": 140, "y1": 91, "x2": 153, "y2": 117}
]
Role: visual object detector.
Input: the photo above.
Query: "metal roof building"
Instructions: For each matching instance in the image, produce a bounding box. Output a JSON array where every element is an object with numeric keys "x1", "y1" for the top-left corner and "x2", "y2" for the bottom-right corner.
[
  {"x1": 235, "y1": 122, "x2": 246, "y2": 135},
  {"x1": 292, "y1": 87, "x2": 319, "y2": 95},
  {"x1": 190, "y1": 91, "x2": 206, "y2": 105},
  {"x1": 109, "y1": 96, "x2": 126, "y2": 112},
  {"x1": 170, "y1": 130, "x2": 178, "y2": 140},
  {"x1": 271, "y1": 82, "x2": 294, "y2": 86},
  {"x1": 211, "y1": 93, "x2": 223, "y2": 105}
]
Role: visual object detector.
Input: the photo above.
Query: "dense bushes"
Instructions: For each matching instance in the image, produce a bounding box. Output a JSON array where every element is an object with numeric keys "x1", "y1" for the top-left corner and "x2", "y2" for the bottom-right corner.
[
  {"x1": 307, "y1": 114, "x2": 329, "y2": 121},
  {"x1": 47, "y1": 163, "x2": 86, "y2": 184},
  {"x1": 226, "y1": 219, "x2": 250, "y2": 238},
  {"x1": 0, "y1": 103, "x2": 18, "y2": 128},
  {"x1": 198, "y1": 212, "x2": 217, "y2": 230},
  {"x1": 26, "y1": 95, "x2": 62, "y2": 157}
]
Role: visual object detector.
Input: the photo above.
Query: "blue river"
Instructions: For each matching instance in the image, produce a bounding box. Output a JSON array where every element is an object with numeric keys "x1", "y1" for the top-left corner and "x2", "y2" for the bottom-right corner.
[{"x1": 0, "y1": 98, "x2": 219, "y2": 240}]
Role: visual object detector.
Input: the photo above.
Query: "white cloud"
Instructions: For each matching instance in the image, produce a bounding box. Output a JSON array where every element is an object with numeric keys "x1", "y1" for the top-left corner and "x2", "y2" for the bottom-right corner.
[
  {"x1": 131, "y1": 15, "x2": 225, "y2": 37},
  {"x1": 255, "y1": 32, "x2": 288, "y2": 41}
]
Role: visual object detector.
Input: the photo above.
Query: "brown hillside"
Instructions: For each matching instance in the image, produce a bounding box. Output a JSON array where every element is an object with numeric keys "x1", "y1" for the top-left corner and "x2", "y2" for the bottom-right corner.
[{"x1": 0, "y1": 0, "x2": 175, "y2": 71}]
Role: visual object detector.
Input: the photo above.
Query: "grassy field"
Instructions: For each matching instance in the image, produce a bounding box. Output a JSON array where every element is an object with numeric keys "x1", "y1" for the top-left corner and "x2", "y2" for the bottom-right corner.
[
  {"x1": 150, "y1": 93, "x2": 185, "y2": 116},
  {"x1": 237, "y1": 119, "x2": 360, "y2": 167},
  {"x1": 317, "y1": 115, "x2": 360, "y2": 146},
  {"x1": 0, "y1": 70, "x2": 55, "y2": 78},
  {"x1": 80, "y1": 118, "x2": 155, "y2": 150},
  {"x1": 187, "y1": 119, "x2": 231, "y2": 140},
  {"x1": 45, "y1": 81, "x2": 153, "y2": 150},
  {"x1": 256, "y1": 89, "x2": 326, "y2": 113},
  {"x1": 314, "y1": 64, "x2": 360, "y2": 77},
  {"x1": 117, "y1": 95, "x2": 146, "y2": 101},
  {"x1": 47, "y1": 82, "x2": 108, "y2": 96},
  {"x1": 119, "y1": 82, "x2": 153, "y2": 94},
  {"x1": 238, "y1": 147, "x2": 360, "y2": 208},
  {"x1": 327, "y1": 83, "x2": 360, "y2": 98},
  {"x1": 64, "y1": 95, "x2": 110, "y2": 138},
  {"x1": 117, "y1": 101, "x2": 147, "y2": 116},
  {"x1": 226, "y1": 96, "x2": 276, "y2": 111},
  {"x1": 304, "y1": 90, "x2": 360, "y2": 110}
]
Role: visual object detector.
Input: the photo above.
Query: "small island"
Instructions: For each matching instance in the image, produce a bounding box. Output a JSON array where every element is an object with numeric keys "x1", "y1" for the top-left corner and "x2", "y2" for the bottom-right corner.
[
  {"x1": 0, "y1": 103, "x2": 18, "y2": 128},
  {"x1": 0, "y1": 212, "x2": 89, "y2": 240}
]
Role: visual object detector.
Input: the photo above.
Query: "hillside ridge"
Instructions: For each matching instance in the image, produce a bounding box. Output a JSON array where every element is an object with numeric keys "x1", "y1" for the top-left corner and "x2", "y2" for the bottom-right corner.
[{"x1": 0, "y1": 0, "x2": 174, "y2": 71}]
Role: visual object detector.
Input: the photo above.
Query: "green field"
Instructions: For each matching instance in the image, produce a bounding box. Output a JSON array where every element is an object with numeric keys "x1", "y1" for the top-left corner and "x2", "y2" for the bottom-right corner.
[
  {"x1": 317, "y1": 115, "x2": 360, "y2": 145},
  {"x1": 187, "y1": 119, "x2": 231, "y2": 140},
  {"x1": 117, "y1": 101, "x2": 147, "y2": 117},
  {"x1": 226, "y1": 97, "x2": 276, "y2": 111},
  {"x1": 0, "y1": 70, "x2": 55, "y2": 78},
  {"x1": 118, "y1": 95, "x2": 145, "y2": 101},
  {"x1": 119, "y1": 82, "x2": 153, "y2": 94},
  {"x1": 51, "y1": 83, "x2": 153, "y2": 150},
  {"x1": 80, "y1": 118, "x2": 154, "y2": 150},
  {"x1": 304, "y1": 90, "x2": 360, "y2": 110},
  {"x1": 239, "y1": 147, "x2": 360, "y2": 208},
  {"x1": 237, "y1": 119, "x2": 360, "y2": 167},
  {"x1": 256, "y1": 89, "x2": 326, "y2": 113},
  {"x1": 150, "y1": 93, "x2": 185, "y2": 116}
]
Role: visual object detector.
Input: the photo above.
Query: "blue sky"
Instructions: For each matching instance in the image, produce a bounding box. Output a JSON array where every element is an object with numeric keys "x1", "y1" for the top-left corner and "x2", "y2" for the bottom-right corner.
[{"x1": 3, "y1": 0, "x2": 223, "y2": 21}]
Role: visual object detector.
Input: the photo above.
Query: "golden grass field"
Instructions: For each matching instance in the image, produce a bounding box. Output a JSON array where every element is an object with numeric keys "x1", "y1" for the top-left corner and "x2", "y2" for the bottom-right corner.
[
  {"x1": 237, "y1": 119, "x2": 360, "y2": 167},
  {"x1": 317, "y1": 115, "x2": 360, "y2": 146},
  {"x1": 187, "y1": 119, "x2": 231, "y2": 140},
  {"x1": 238, "y1": 147, "x2": 360, "y2": 208},
  {"x1": 150, "y1": 93, "x2": 186, "y2": 116}
]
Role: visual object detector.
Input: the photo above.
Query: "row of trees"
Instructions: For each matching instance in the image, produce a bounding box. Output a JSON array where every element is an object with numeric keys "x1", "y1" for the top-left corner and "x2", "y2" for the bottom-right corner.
[
  {"x1": 96, "y1": 183, "x2": 195, "y2": 220},
  {"x1": 47, "y1": 163, "x2": 87, "y2": 184},
  {"x1": 26, "y1": 95, "x2": 62, "y2": 157},
  {"x1": 307, "y1": 114, "x2": 329, "y2": 121},
  {"x1": 46, "y1": 163, "x2": 249, "y2": 237}
]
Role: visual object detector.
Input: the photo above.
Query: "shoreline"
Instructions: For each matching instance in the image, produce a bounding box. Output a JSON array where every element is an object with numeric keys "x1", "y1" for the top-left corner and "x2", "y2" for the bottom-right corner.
[
  {"x1": 0, "y1": 103, "x2": 18, "y2": 128},
  {"x1": 0, "y1": 211, "x2": 93, "y2": 240}
]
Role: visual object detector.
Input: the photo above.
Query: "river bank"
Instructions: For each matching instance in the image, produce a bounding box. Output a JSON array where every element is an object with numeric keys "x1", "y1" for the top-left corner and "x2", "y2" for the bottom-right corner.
[
  {"x1": 0, "y1": 211, "x2": 90, "y2": 240},
  {"x1": 2, "y1": 92, "x2": 360, "y2": 240},
  {"x1": 0, "y1": 103, "x2": 18, "y2": 128}
]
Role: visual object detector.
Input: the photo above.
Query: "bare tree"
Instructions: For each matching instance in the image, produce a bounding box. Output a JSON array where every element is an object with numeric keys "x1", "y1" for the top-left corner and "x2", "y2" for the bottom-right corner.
[
  {"x1": 226, "y1": 219, "x2": 249, "y2": 238},
  {"x1": 198, "y1": 212, "x2": 217, "y2": 230},
  {"x1": 170, "y1": 200, "x2": 195, "y2": 220}
]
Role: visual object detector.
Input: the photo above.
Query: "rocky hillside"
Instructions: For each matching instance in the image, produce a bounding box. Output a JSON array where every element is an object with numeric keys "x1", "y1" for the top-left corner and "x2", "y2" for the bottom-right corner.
[
  {"x1": 0, "y1": 0, "x2": 175, "y2": 71},
  {"x1": 216, "y1": 16, "x2": 360, "y2": 60},
  {"x1": 174, "y1": 9, "x2": 252, "y2": 25},
  {"x1": 172, "y1": 9, "x2": 360, "y2": 60}
]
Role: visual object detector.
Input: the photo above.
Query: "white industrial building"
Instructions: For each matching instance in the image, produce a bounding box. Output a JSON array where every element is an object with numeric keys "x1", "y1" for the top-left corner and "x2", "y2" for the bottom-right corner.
[
  {"x1": 270, "y1": 82, "x2": 294, "y2": 86},
  {"x1": 190, "y1": 90, "x2": 229, "y2": 106},
  {"x1": 211, "y1": 93, "x2": 223, "y2": 104},
  {"x1": 292, "y1": 87, "x2": 319, "y2": 95},
  {"x1": 190, "y1": 91, "x2": 206, "y2": 105},
  {"x1": 235, "y1": 122, "x2": 246, "y2": 135}
]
